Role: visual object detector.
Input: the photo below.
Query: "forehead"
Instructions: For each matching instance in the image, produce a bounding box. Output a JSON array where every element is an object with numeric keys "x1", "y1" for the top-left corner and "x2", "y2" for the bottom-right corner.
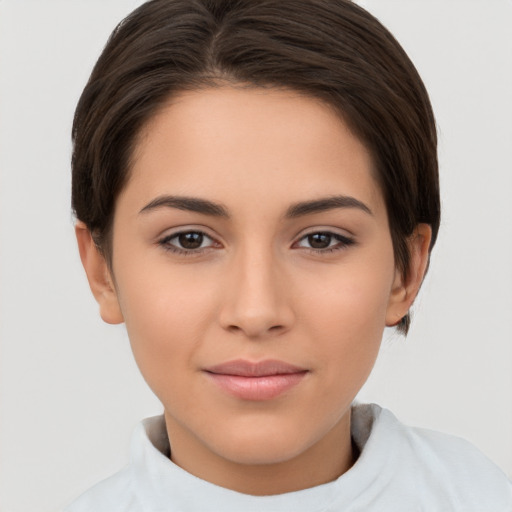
[{"x1": 125, "y1": 86, "x2": 386, "y2": 219}]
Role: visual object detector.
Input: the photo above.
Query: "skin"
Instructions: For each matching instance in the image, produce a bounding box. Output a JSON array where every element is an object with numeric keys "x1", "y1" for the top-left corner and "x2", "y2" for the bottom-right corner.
[{"x1": 76, "y1": 86, "x2": 431, "y2": 495}]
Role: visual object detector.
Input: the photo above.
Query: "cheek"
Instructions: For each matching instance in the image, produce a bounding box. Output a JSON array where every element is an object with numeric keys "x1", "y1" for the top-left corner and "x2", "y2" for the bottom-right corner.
[
  {"x1": 308, "y1": 284, "x2": 385, "y2": 374},
  {"x1": 298, "y1": 249, "x2": 395, "y2": 381},
  {"x1": 114, "y1": 261, "x2": 218, "y2": 386},
  {"x1": 302, "y1": 258, "x2": 395, "y2": 341}
]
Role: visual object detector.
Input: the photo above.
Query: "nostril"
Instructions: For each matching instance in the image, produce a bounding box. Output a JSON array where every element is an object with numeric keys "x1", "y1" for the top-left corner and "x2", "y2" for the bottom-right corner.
[{"x1": 226, "y1": 322, "x2": 285, "y2": 337}]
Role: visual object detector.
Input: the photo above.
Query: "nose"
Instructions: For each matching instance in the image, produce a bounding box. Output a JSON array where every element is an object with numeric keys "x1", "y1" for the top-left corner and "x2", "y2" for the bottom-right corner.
[{"x1": 218, "y1": 246, "x2": 295, "y2": 339}]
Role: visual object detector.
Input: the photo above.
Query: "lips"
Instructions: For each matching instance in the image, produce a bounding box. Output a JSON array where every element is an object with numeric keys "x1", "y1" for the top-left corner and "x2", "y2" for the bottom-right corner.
[{"x1": 203, "y1": 359, "x2": 308, "y2": 401}]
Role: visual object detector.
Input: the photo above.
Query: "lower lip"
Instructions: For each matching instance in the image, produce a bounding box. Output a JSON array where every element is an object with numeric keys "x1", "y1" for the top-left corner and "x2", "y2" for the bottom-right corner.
[{"x1": 205, "y1": 372, "x2": 307, "y2": 401}]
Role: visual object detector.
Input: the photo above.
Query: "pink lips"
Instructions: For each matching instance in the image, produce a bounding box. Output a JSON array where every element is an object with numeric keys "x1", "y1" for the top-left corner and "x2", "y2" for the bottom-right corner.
[{"x1": 203, "y1": 359, "x2": 308, "y2": 401}]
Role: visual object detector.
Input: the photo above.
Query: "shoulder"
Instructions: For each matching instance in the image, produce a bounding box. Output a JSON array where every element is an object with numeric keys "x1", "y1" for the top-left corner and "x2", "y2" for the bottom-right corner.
[
  {"x1": 63, "y1": 466, "x2": 139, "y2": 512},
  {"x1": 63, "y1": 416, "x2": 167, "y2": 512},
  {"x1": 405, "y1": 423, "x2": 511, "y2": 506},
  {"x1": 353, "y1": 403, "x2": 512, "y2": 510}
]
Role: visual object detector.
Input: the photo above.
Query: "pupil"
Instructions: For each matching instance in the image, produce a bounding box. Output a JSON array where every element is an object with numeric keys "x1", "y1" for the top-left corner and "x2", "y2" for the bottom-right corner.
[
  {"x1": 309, "y1": 233, "x2": 331, "y2": 249},
  {"x1": 179, "y1": 232, "x2": 203, "y2": 249}
]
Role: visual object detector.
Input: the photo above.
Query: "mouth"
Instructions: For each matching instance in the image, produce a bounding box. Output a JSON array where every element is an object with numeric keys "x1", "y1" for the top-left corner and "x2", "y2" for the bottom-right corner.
[{"x1": 203, "y1": 359, "x2": 309, "y2": 401}]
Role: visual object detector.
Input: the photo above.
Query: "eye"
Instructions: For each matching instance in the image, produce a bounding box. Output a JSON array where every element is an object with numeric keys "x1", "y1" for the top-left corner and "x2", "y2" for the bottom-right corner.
[
  {"x1": 159, "y1": 230, "x2": 219, "y2": 254},
  {"x1": 294, "y1": 231, "x2": 355, "y2": 252}
]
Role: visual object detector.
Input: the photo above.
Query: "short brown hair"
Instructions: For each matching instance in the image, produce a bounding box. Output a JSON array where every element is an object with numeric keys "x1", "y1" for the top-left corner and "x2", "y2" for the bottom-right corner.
[{"x1": 72, "y1": 0, "x2": 440, "y2": 334}]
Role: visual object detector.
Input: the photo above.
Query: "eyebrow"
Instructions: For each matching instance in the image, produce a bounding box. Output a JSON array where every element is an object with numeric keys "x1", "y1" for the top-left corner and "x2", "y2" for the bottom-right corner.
[
  {"x1": 138, "y1": 194, "x2": 372, "y2": 218},
  {"x1": 139, "y1": 195, "x2": 229, "y2": 217},
  {"x1": 285, "y1": 195, "x2": 373, "y2": 218}
]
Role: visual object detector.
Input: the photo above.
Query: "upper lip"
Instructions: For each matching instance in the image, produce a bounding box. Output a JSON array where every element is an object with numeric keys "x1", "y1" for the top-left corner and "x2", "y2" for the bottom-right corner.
[{"x1": 204, "y1": 359, "x2": 308, "y2": 377}]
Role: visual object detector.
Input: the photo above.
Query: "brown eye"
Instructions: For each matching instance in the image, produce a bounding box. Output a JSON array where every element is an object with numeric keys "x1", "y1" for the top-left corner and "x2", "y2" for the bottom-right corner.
[
  {"x1": 178, "y1": 232, "x2": 204, "y2": 249},
  {"x1": 295, "y1": 231, "x2": 355, "y2": 253},
  {"x1": 159, "y1": 230, "x2": 217, "y2": 254},
  {"x1": 307, "y1": 233, "x2": 332, "y2": 249}
]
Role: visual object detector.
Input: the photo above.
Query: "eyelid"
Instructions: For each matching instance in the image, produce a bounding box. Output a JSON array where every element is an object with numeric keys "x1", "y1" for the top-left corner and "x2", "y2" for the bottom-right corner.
[
  {"x1": 156, "y1": 224, "x2": 219, "y2": 241},
  {"x1": 157, "y1": 226, "x2": 223, "y2": 254},
  {"x1": 292, "y1": 228, "x2": 356, "y2": 252},
  {"x1": 161, "y1": 231, "x2": 215, "y2": 245},
  {"x1": 155, "y1": 225, "x2": 355, "y2": 255},
  {"x1": 292, "y1": 225, "x2": 355, "y2": 242}
]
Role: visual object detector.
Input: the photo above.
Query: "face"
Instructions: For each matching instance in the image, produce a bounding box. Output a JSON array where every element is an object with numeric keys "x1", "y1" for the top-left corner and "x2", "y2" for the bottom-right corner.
[{"x1": 80, "y1": 86, "x2": 422, "y2": 494}]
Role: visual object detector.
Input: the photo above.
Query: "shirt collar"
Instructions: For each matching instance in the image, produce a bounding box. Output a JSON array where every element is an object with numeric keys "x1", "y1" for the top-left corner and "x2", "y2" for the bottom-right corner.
[{"x1": 129, "y1": 403, "x2": 398, "y2": 511}]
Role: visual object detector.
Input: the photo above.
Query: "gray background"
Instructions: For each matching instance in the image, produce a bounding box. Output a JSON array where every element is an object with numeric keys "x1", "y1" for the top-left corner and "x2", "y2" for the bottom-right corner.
[{"x1": 1, "y1": 1, "x2": 511, "y2": 510}]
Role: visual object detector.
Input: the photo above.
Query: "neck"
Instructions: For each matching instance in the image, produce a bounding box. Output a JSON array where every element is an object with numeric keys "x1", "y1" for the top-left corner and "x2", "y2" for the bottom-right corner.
[{"x1": 165, "y1": 410, "x2": 356, "y2": 496}]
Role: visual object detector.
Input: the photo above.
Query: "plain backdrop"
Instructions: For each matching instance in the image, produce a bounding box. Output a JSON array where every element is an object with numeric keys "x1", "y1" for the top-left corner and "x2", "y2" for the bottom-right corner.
[{"x1": 1, "y1": 1, "x2": 511, "y2": 511}]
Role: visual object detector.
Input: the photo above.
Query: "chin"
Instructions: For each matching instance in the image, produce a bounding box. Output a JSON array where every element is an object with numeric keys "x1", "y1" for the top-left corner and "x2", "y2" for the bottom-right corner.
[
  {"x1": 217, "y1": 442, "x2": 306, "y2": 466},
  {"x1": 206, "y1": 422, "x2": 319, "y2": 466}
]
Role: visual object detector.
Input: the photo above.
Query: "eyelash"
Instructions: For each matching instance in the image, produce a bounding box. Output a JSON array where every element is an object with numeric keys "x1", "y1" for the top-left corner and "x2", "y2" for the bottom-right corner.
[
  {"x1": 294, "y1": 232, "x2": 356, "y2": 253},
  {"x1": 158, "y1": 231, "x2": 218, "y2": 256},
  {"x1": 158, "y1": 230, "x2": 355, "y2": 256}
]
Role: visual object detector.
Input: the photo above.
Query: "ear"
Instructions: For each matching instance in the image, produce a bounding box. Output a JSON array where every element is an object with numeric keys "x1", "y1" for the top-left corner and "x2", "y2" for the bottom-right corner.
[
  {"x1": 386, "y1": 223, "x2": 432, "y2": 327},
  {"x1": 75, "y1": 221, "x2": 124, "y2": 325}
]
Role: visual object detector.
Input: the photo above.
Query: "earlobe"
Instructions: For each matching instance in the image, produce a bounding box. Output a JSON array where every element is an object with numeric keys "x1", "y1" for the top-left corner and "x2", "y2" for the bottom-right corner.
[
  {"x1": 75, "y1": 221, "x2": 124, "y2": 325},
  {"x1": 386, "y1": 224, "x2": 432, "y2": 327}
]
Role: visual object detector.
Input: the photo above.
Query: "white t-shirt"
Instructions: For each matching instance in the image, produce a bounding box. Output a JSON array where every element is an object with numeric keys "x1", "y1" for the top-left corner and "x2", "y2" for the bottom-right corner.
[{"x1": 64, "y1": 403, "x2": 512, "y2": 511}]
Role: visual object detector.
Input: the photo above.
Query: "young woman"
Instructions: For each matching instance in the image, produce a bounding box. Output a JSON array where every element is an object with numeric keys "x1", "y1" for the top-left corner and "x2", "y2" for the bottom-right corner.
[{"x1": 66, "y1": 0, "x2": 512, "y2": 510}]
